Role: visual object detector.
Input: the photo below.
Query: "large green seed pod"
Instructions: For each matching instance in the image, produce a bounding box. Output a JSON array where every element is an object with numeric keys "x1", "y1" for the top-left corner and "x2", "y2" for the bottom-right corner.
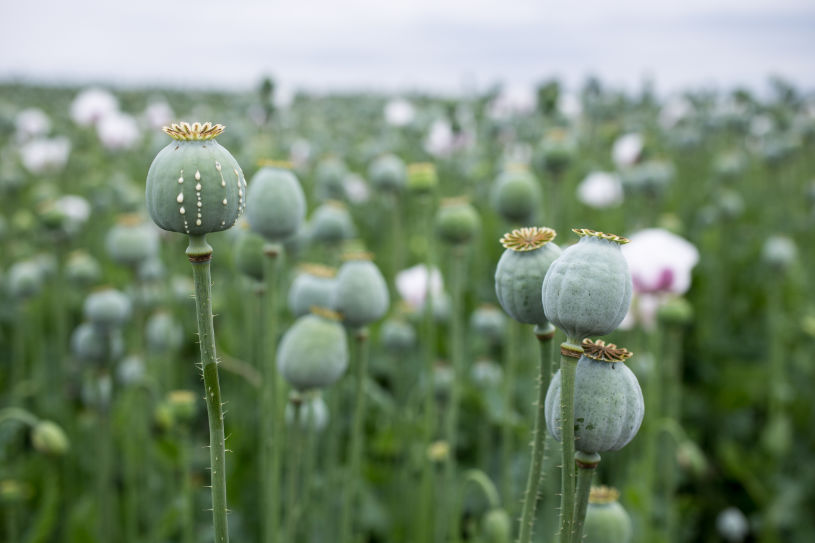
[
  {"x1": 542, "y1": 229, "x2": 632, "y2": 341},
  {"x1": 287, "y1": 264, "x2": 337, "y2": 317},
  {"x1": 545, "y1": 340, "x2": 644, "y2": 453},
  {"x1": 277, "y1": 308, "x2": 349, "y2": 391},
  {"x1": 369, "y1": 153, "x2": 407, "y2": 192},
  {"x1": 245, "y1": 164, "x2": 306, "y2": 242},
  {"x1": 84, "y1": 288, "x2": 131, "y2": 329},
  {"x1": 436, "y1": 197, "x2": 480, "y2": 245},
  {"x1": 145, "y1": 311, "x2": 184, "y2": 354},
  {"x1": 407, "y1": 162, "x2": 438, "y2": 194},
  {"x1": 233, "y1": 227, "x2": 266, "y2": 282},
  {"x1": 145, "y1": 122, "x2": 246, "y2": 235},
  {"x1": 490, "y1": 167, "x2": 542, "y2": 223},
  {"x1": 105, "y1": 214, "x2": 159, "y2": 267},
  {"x1": 583, "y1": 486, "x2": 632, "y2": 543},
  {"x1": 334, "y1": 253, "x2": 389, "y2": 328},
  {"x1": 495, "y1": 227, "x2": 561, "y2": 325},
  {"x1": 314, "y1": 156, "x2": 348, "y2": 201},
  {"x1": 309, "y1": 201, "x2": 356, "y2": 244}
]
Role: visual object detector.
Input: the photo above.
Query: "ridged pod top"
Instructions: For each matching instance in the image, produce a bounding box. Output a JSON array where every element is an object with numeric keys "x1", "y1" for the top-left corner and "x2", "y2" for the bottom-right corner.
[
  {"x1": 582, "y1": 339, "x2": 633, "y2": 363},
  {"x1": 572, "y1": 228, "x2": 629, "y2": 245},
  {"x1": 163, "y1": 122, "x2": 225, "y2": 141},
  {"x1": 589, "y1": 486, "x2": 620, "y2": 505},
  {"x1": 500, "y1": 227, "x2": 556, "y2": 252}
]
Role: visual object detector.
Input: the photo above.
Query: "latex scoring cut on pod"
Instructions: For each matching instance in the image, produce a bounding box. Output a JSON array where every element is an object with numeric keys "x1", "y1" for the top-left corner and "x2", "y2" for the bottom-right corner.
[{"x1": 145, "y1": 122, "x2": 246, "y2": 236}]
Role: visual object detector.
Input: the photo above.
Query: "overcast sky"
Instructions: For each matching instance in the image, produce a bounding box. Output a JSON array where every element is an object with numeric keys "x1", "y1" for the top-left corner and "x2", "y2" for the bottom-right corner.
[{"x1": 2, "y1": 0, "x2": 814, "y2": 95}]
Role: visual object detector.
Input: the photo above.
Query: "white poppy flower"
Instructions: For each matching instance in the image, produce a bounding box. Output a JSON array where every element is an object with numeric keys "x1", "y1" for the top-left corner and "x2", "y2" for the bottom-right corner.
[
  {"x1": 97, "y1": 111, "x2": 140, "y2": 151},
  {"x1": 71, "y1": 88, "x2": 119, "y2": 127},
  {"x1": 577, "y1": 171, "x2": 623, "y2": 208},
  {"x1": 384, "y1": 98, "x2": 415, "y2": 126},
  {"x1": 612, "y1": 133, "x2": 643, "y2": 168},
  {"x1": 396, "y1": 264, "x2": 443, "y2": 311}
]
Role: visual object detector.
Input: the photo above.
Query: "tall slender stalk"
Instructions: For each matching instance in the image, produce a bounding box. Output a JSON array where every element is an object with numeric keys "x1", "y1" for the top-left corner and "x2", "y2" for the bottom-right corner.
[
  {"x1": 186, "y1": 234, "x2": 229, "y2": 543},
  {"x1": 286, "y1": 396, "x2": 303, "y2": 543},
  {"x1": 501, "y1": 319, "x2": 518, "y2": 506},
  {"x1": 444, "y1": 246, "x2": 467, "y2": 543},
  {"x1": 558, "y1": 340, "x2": 583, "y2": 543},
  {"x1": 516, "y1": 324, "x2": 556, "y2": 543},
  {"x1": 572, "y1": 451, "x2": 601, "y2": 543},
  {"x1": 340, "y1": 328, "x2": 370, "y2": 543},
  {"x1": 262, "y1": 243, "x2": 283, "y2": 543}
]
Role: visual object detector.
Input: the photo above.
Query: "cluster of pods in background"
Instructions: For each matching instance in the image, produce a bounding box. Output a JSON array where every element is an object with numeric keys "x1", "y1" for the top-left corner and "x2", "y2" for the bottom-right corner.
[{"x1": 0, "y1": 78, "x2": 814, "y2": 543}]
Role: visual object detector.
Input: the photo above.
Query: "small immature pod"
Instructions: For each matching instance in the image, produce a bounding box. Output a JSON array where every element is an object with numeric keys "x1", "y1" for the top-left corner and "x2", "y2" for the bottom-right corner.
[
  {"x1": 285, "y1": 394, "x2": 329, "y2": 432},
  {"x1": 406, "y1": 162, "x2": 438, "y2": 194},
  {"x1": 369, "y1": 153, "x2": 407, "y2": 193},
  {"x1": 380, "y1": 317, "x2": 416, "y2": 352},
  {"x1": 469, "y1": 304, "x2": 507, "y2": 345},
  {"x1": 583, "y1": 486, "x2": 632, "y2": 543},
  {"x1": 333, "y1": 253, "x2": 389, "y2": 328},
  {"x1": 65, "y1": 251, "x2": 101, "y2": 286},
  {"x1": 233, "y1": 227, "x2": 266, "y2": 282},
  {"x1": 287, "y1": 264, "x2": 337, "y2": 318},
  {"x1": 314, "y1": 156, "x2": 348, "y2": 202},
  {"x1": 245, "y1": 164, "x2": 306, "y2": 242},
  {"x1": 490, "y1": 166, "x2": 542, "y2": 223},
  {"x1": 6, "y1": 260, "x2": 44, "y2": 300},
  {"x1": 494, "y1": 227, "x2": 561, "y2": 325},
  {"x1": 309, "y1": 201, "x2": 356, "y2": 244},
  {"x1": 545, "y1": 340, "x2": 644, "y2": 453},
  {"x1": 436, "y1": 197, "x2": 480, "y2": 245},
  {"x1": 105, "y1": 214, "x2": 159, "y2": 267},
  {"x1": 71, "y1": 323, "x2": 124, "y2": 362},
  {"x1": 84, "y1": 288, "x2": 131, "y2": 329},
  {"x1": 542, "y1": 229, "x2": 632, "y2": 341},
  {"x1": 31, "y1": 420, "x2": 70, "y2": 456},
  {"x1": 145, "y1": 311, "x2": 184, "y2": 354},
  {"x1": 277, "y1": 308, "x2": 349, "y2": 391},
  {"x1": 145, "y1": 122, "x2": 246, "y2": 235},
  {"x1": 481, "y1": 508, "x2": 512, "y2": 543}
]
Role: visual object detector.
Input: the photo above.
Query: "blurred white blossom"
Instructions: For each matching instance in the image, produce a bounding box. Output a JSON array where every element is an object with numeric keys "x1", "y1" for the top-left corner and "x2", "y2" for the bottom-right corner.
[
  {"x1": 716, "y1": 507, "x2": 749, "y2": 543},
  {"x1": 384, "y1": 98, "x2": 415, "y2": 126},
  {"x1": 71, "y1": 88, "x2": 118, "y2": 127},
  {"x1": 487, "y1": 86, "x2": 535, "y2": 120},
  {"x1": 19, "y1": 137, "x2": 71, "y2": 174},
  {"x1": 143, "y1": 100, "x2": 174, "y2": 129},
  {"x1": 612, "y1": 132, "x2": 643, "y2": 168},
  {"x1": 396, "y1": 264, "x2": 443, "y2": 311},
  {"x1": 343, "y1": 173, "x2": 370, "y2": 204},
  {"x1": 15, "y1": 108, "x2": 51, "y2": 141},
  {"x1": 289, "y1": 138, "x2": 312, "y2": 168},
  {"x1": 424, "y1": 119, "x2": 454, "y2": 157},
  {"x1": 659, "y1": 96, "x2": 693, "y2": 129},
  {"x1": 97, "y1": 111, "x2": 141, "y2": 150},
  {"x1": 577, "y1": 171, "x2": 623, "y2": 208},
  {"x1": 54, "y1": 195, "x2": 91, "y2": 225}
]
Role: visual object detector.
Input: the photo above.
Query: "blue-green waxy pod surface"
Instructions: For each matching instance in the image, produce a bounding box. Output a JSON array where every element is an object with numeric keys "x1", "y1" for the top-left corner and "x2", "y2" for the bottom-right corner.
[
  {"x1": 233, "y1": 228, "x2": 266, "y2": 282},
  {"x1": 84, "y1": 288, "x2": 131, "y2": 328},
  {"x1": 495, "y1": 227, "x2": 561, "y2": 325},
  {"x1": 436, "y1": 198, "x2": 480, "y2": 245},
  {"x1": 245, "y1": 166, "x2": 306, "y2": 242},
  {"x1": 369, "y1": 153, "x2": 407, "y2": 192},
  {"x1": 105, "y1": 219, "x2": 159, "y2": 266},
  {"x1": 583, "y1": 489, "x2": 632, "y2": 543},
  {"x1": 309, "y1": 201, "x2": 356, "y2": 243},
  {"x1": 334, "y1": 257, "x2": 389, "y2": 328},
  {"x1": 288, "y1": 266, "x2": 337, "y2": 318},
  {"x1": 490, "y1": 168, "x2": 542, "y2": 223},
  {"x1": 542, "y1": 229, "x2": 632, "y2": 340},
  {"x1": 544, "y1": 348, "x2": 644, "y2": 453},
  {"x1": 277, "y1": 313, "x2": 349, "y2": 391},
  {"x1": 145, "y1": 123, "x2": 246, "y2": 236}
]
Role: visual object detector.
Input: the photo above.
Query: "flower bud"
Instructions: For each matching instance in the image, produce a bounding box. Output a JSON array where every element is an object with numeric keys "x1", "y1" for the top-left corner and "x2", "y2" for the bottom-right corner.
[{"x1": 31, "y1": 420, "x2": 70, "y2": 455}]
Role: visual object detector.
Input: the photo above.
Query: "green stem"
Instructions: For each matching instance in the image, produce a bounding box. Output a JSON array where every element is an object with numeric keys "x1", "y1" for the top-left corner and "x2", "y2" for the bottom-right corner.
[
  {"x1": 660, "y1": 324, "x2": 684, "y2": 542},
  {"x1": 558, "y1": 340, "x2": 582, "y2": 543},
  {"x1": 340, "y1": 328, "x2": 370, "y2": 543},
  {"x1": 572, "y1": 451, "x2": 600, "y2": 543},
  {"x1": 286, "y1": 396, "x2": 303, "y2": 543},
  {"x1": 517, "y1": 324, "x2": 556, "y2": 543},
  {"x1": 640, "y1": 328, "x2": 662, "y2": 541},
  {"x1": 187, "y1": 235, "x2": 229, "y2": 543},
  {"x1": 501, "y1": 320, "x2": 518, "y2": 506},
  {"x1": 180, "y1": 425, "x2": 194, "y2": 543},
  {"x1": 445, "y1": 247, "x2": 467, "y2": 543},
  {"x1": 465, "y1": 470, "x2": 501, "y2": 509},
  {"x1": 262, "y1": 244, "x2": 283, "y2": 543},
  {"x1": 300, "y1": 401, "x2": 319, "y2": 541}
]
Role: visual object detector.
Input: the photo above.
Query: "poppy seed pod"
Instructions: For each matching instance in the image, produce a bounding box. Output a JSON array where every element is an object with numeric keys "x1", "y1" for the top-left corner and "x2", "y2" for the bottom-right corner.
[
  {"x1": 545, "y1": 340, "x2": 644, "y2": 453},
  {"x1": 469, "y1": 304, "x2": 507, "y2": 345},
  {"x1": 495, "y1": 227, "x2": 561, "y2": 325},
  {"x1": 380, "y1": 317, "x2": 416, "y2": 352},
  {"x1": 6, "y1": 260, "x2": 44, "y2": 300},
  {"x1": 583, "y1": 486, "x2": 632, "y2": 543},
  {"x1": 145, "y1": 122, "x2": 246, "y2": 235},
  {"x1": 83, "y1": 288, "x2": 131, "y2": 329},
  {"x1": 407, "y1": 162, "x2": 438, "y2": 194},
  {"x1": 309, "y1": 201, "x2": 356, "y2": 244},
  {"x1": 285, "y1": 394, "x2": 329, "y2": 432},
  {"x1": 490, "y1": 167, "x2": 542, "y2": 223},
  {"x1": 542, "y1": 229, "x2": 632, "y2": 341},
  {"x1": 277, "y1": 308, "x2": 349, "y2": 391},
  {"x1": 369, "y1": 153, "x2": 407, "y2": 192},
  {"x1": 334, "y1": 253, "x2": 389, "y2": 328},
  {"x1": 105, "y1": 215, "x2": 159, "y2": 267},
  {"x1": 482, "y1": 508, "x2": 511, "y2": 543},
  {"x1": 245, "y1": 165, "x2": 306, "y2": 242},
  {"x1": 71, "y1": 322, "x2": 124, "y2": 362},
  {"x1": 65, "y1": 251, "x2": 101, "y2": 286},
  {"x1": 233, "y1": 228, "x2": 266, "y2": 282},
  {"x1": 287, "y1": 264, "x2": 337, "y2": 317},
  {"x1": 436, "y1": 197, "x2": 480, "y2": 245},
  {"x1": 314, "y1": 156, "x2": 348, "y2": 202},
  {"x1": 145, "y1": 311, "x2": 184, "y2": 354}
]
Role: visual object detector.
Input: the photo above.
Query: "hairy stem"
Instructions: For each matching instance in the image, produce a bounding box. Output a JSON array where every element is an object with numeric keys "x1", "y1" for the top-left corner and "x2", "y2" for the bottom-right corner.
[
  {"x1": 572, "y1": 451, "x2": 601, "y2": 543},
  {"x1": 558, "y1": 339, "x2": 582, "y2": 543}
]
